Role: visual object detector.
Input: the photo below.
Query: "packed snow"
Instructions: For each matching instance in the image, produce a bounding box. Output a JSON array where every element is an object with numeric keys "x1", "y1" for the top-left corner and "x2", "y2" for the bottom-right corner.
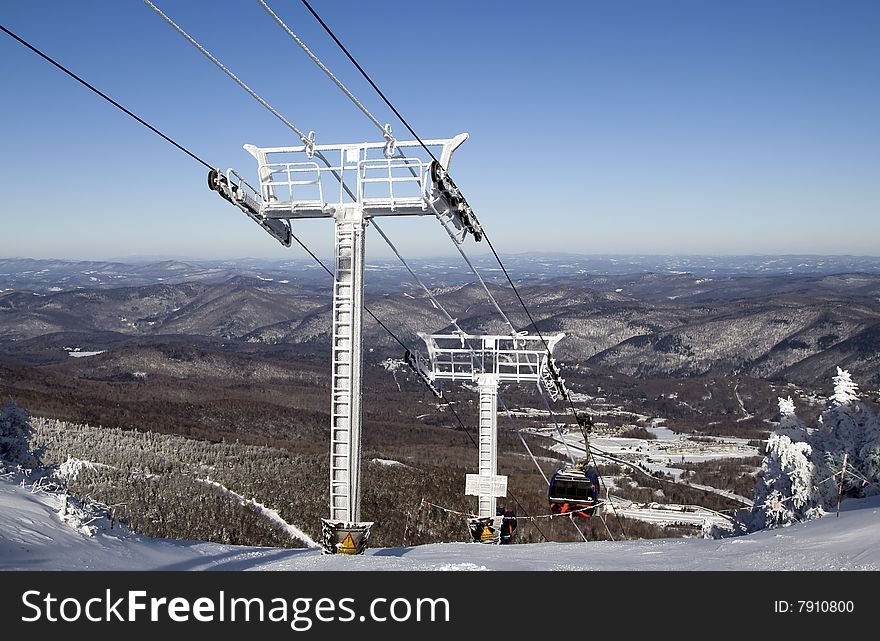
[
  {"x1": 2, "y1": 475, "x2": 877, "y2": 571},
  {"x1": 64, "y1": 347, "x2": 105, "y2": 358}
]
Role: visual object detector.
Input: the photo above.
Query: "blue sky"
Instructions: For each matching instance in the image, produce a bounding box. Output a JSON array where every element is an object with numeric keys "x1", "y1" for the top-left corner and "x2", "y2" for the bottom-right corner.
[{"x1": 1, "y1": 0, "x2": 878, "y2": 261}]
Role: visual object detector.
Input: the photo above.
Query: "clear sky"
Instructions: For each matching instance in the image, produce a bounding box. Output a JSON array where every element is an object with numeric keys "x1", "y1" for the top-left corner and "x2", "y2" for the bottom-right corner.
[{"x1": 1, "y1": 0, "x2": 878, "y2": 261}]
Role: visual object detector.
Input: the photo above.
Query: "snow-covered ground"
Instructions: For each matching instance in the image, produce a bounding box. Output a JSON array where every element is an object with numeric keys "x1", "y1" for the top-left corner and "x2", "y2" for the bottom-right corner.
[
  {"x1": 532, "y1": 423, "x2": 759, "y2": 511},
  {"x1": 597, "y1": 425, "x2": 758, "y2": 465},
  {"x1": 538, "y1": 423, "x2": 757, "y2": 479},
  {"x1": 532, "y1": 417, "x2": 758, "y2": 469},
  {"x1": 2, "y1": 475, "x2": 878, "y2": 571},
  {"x1": 64, "y1": 347, "x2": 105, "y2": 358}
]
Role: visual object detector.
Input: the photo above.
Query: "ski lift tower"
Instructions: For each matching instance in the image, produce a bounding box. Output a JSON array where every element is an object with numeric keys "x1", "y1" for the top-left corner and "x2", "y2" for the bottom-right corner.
[
  {"x1": 416, "y1": 332, "x2": 567, "y2": 543},
  {"x1": 209, "y1": 132, "x2": 482, "y2": 554}
]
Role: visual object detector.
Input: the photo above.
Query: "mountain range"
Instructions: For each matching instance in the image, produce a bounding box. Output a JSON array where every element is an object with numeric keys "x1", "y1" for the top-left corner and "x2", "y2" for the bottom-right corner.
[{"x1": 1, "y1": 257, "x2": 878, "y2": 389}]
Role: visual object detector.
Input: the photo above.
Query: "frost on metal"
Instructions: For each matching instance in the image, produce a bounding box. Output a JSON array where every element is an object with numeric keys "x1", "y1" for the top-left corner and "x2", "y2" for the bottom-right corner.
[
  {"x1": 209, "y1": 133, "x2": 479, "y2": 554},
  {"x1": 416, "y1": 332, "x2": 566, "y2": 533},
  {"x1": 209, "y1": 134, "x2": 479, "y2": 246}
]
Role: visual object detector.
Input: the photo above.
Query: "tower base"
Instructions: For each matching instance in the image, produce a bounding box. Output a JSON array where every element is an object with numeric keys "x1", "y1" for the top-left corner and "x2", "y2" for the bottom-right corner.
[
  {"x1": 467, "y1": 516, "x2": 505, "y2": 544},
  {"x1": 321, "y1": 519, "x2": 373, "y2": 555}
]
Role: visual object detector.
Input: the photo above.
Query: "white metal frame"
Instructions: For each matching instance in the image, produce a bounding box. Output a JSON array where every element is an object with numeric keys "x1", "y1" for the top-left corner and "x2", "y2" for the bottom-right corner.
[
  {"x1": 220, "y1": 134, "x2": 470, "y2": 551},
  {"x1": 243, "y1": 134, "x2": 468, "y2": 219},
  {"x1": 419, "y1": 332, "x2": 566, "y2": 520},
  {"x1": 420, "y1": 333, "x2": 566, "y2": 384}
]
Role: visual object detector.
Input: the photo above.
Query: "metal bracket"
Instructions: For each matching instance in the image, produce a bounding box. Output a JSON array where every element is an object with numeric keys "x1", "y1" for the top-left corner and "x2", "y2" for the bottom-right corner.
[
  {"x1": 404, "y1": 349, "x2": 443, "y2": 398},
  {"x1": 305, "y1": 130, "x2": 317, "y2": 159},
  {"x1": 540, "y1": 355, "x2": 570, "y2": 402},
  {"x1": 429, "y1": 161, "x2": 483, "y2": 242},
  {"x1": 382, "y1": 123, "x2": 396, "y2": 158},
  {"x1": 207, "y1": 169, "x2": 291, "y2": 247}
]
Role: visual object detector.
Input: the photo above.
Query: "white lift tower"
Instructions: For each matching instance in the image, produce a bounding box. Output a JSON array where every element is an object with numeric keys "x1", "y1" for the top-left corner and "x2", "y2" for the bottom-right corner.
[
  {"x1": 416, "y1": 332, "x2": 567, "y2": 543},
  {"x1": 210, "y1": 133, "x2": 481, "y2": 554}
]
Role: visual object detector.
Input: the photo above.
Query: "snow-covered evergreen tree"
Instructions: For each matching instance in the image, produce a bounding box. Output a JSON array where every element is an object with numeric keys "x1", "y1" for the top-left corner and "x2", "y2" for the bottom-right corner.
[
  {"x1": 831, "y1": 367, "x2": 860, "y2": 406},
  {"x1": 810, "y1": 368, "x2": 878, "y2": 506},
  {"x1": 0, "y1": 400, "x2": 39, "y2": 470},
  {"x1": 776, "y1": 396, "x2": 807, "y2": 442},
  {"x1": 856, "y1": 407, "x2": 880, "y2": 498},
  {"x1": 778, "y1": 395, "x2": 796, "y2": 418},
  {"x1": 748, "y1": 432, "x2": 823, "y2": 530}
]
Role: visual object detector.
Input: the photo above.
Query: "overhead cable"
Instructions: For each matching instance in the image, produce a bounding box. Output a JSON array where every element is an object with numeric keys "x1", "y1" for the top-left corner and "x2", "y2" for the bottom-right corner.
[{"x1": 0, "y1": 23, "x2": 213, "y2": 171}]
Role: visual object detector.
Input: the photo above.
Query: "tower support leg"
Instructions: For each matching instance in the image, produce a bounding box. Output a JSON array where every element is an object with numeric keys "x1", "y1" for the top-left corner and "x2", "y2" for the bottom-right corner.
[
  {"x1": 477, "y1": 376, "x2": 498, "y2": 519},
  {"x1": 322, "y1": 205, "x2": 372, "y2": 554},
  {"x1": 466, "y1": 374, "x2": 504, "y2": 543}
]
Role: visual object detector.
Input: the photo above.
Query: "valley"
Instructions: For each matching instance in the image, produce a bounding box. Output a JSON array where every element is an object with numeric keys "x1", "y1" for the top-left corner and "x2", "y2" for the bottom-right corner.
[{"x1": 1, "y1": 255, "x2": 878, "y2": 547}]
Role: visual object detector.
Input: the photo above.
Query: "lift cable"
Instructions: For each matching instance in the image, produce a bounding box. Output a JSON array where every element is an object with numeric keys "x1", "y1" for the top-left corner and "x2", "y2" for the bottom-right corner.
[
  {"x1": 0, "y1": 23, "x2": 212, "y2": 172},
  {"x1": 498, "y1": 394, "x2": 549, "y2": 486},
  {"x1": 293, "y1": 1, "x2": 629, "y2": 538},
  {"x1": 0, "y1": 16, "x2": 403, "y2": 414},
  {"x1": 257, "y1": 0, "x2": 388, "y2": 136},
  {"x1": 539, "y1": 391, "x2": 577, "y2": 465},
  {"x1": 287, "y1": 235, "x2": 410, "y2": 352},
  {"x1": 294, "y1": 0, "x2": 546, "y2": 347},
  {"x1": 370, "y1": 223, "x2": 466, "y2": 337},
  {"x1": 298, "y1": 0, "x2": 439, "y2": 165},
  {"x1": 250, "y1": 0, "x2": 560, "y2": 505},
  {"x1": 0, "y1": 18, "x2": 403, "y2": 361},
  {"x1": 253, "y1": 0, "x2": 520, "y2": 338},
  {"x1": 145, "y1": 1, "x2": 310, "y2": 144},
  {"x1": 144, "y1": 0, "x2": 361, "y2": 203},
  {"x1": 436, "y1": 221, "x2": 519, "y2": 332},
  {"x1": 291, "y1": 0, "x2": 570, "y2": 383},
  {"x1": 259, "y1": 0, "x2": 435, "y2": 202},
  {"x1": 1, "y1": 16, "x2": 548, "y2": 545}
]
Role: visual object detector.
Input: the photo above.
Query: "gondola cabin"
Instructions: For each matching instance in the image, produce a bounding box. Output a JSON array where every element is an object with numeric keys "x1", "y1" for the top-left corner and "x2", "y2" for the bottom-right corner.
[{"x1": 548, "y1": 466, "x2": 600, "y2": 517}]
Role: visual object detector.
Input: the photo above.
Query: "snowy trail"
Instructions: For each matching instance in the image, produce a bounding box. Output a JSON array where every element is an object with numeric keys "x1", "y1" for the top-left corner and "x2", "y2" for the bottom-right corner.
[
  {"x1": 197, "y1": 478, "x2": 319, "y2": 548},
  {"x1": 2, "y1": 476, "x2": 879, "y2": 571},
  {"x1": 734, "y1": 384, "x2": 754, "y2": 422}
]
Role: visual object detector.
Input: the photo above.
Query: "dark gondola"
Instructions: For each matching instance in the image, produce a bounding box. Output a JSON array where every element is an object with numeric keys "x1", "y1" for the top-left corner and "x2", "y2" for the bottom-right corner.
[{"x1": 548, "y1": 465, "x2": 600, "y2": 518}]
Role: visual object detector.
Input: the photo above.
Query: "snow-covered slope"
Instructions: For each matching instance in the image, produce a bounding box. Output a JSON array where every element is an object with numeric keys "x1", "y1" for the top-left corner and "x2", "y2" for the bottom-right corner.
[{"x1": 2, "y1": 476, "x2": 878, "y2": 571}]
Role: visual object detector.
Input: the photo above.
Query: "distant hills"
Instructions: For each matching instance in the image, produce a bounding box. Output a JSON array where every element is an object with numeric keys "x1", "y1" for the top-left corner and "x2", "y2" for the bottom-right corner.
[
  {"x1": 1, "y1": 256, "x2": 878, "y2": 388},
  {"x1": 3, "y1": 254, "x2": 880, "y2": 294}
]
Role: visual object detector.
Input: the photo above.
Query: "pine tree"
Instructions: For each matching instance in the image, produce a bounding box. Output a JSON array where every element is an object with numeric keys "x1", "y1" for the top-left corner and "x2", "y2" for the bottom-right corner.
[
  {"x1": 856, "y1": 407, "x2": 880, "y2": 497},
  {"x1": 0, "y1": 400, "x2": 39, "y2": 470},
  {"x1": 748, "y1": 432, "x2": 823, "y2": 530},
  {"x1": 776, "y1": 396, "x2": 807, "y2": 442},
  {"x1": 831, "y1": 367, "x2": 859, "y2": 407},
  {"x1": 811, "y1": 368, "x2": 875, "y2": 506}
]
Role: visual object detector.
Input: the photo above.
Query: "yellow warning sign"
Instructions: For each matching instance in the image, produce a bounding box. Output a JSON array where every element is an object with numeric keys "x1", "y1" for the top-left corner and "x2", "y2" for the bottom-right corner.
[
  {"x1": 338, "y1": 532, "x2": 358, "y2": 555},
  {"x1": 480, "y1": 525, "x2": 494, "y2": 542}
]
